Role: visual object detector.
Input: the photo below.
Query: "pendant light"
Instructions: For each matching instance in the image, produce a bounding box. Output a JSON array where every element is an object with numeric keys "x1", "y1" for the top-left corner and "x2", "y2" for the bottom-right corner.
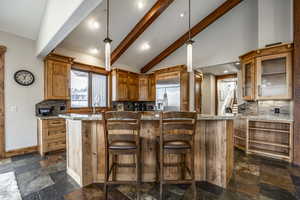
[
  {"x1": 186, "y1": 0, "x2": 194, "y2": 72},
  {"x1": 104, "y1": 0, "x2": 112, "y2": 71}
]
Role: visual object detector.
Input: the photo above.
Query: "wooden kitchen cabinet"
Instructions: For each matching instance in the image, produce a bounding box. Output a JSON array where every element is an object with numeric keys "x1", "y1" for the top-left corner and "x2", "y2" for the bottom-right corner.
[
  {"x1": 139, "y1": 74, "x2": 156, "y2": 101},
  {"x1": 240, "y1": 43, "x2": 293, "y2": 101},
  {"x1": 37, "y1": 118, "x2": 66, "y2": 156},
  {"x1": 256, "y1": 52, "x2": 292, "y2": 100},
  {"x1": 112, "y1": 69, "x2": 156, "y2": 101},
  {"x1": 241, "y1": 59, "x2": 256, "y2": 101},
  {"x1": 128, "y1": 73, "x2": 139, "y2": 101},
  {"x1": 44, "y1": 54, "x2": 73, "y2": 100}
]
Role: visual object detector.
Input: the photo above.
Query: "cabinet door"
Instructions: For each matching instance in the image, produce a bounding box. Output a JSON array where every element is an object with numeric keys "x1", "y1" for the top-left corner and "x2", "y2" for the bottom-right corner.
[
  {"x1": 256, "y1": 53, "x2": 292, "y2": 100},
  {"x1": 242, "y1": 60, "x2": 255, "y2": 101},
  {"x1": 139, "y1": 76, "x2": 148, "y2": 101},
  {"x1": 45, "y1": 60, "x2": 70, "y2": 100},
  {"x1": 117, "y1": 71, "x2": 128, "y2": 101},
  {"x1": 128, "y1": 74, "x2": 139, "y2": 101},
  {"x1": 148, "y1": 74, "x2": 156, "y2": 101}
]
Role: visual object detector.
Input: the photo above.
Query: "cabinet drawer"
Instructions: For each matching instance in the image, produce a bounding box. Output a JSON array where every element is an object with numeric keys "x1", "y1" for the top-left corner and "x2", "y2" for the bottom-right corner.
[
  {"x1": 47, "y1": 119, "x2": 65, "y2": 127},
  {"x1": 44, "y1": 127, "x2": 66, "y2": 139},
  {"x1": 46, "y1": 138, "x2": 66, "y2": 152}
]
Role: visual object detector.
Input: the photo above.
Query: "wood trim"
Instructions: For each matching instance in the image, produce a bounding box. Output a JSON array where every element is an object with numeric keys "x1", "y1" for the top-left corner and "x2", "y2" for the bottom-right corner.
[
  {"x1": 73, "y1": 62, "x2": 109, "y2": 75},
  {"x1": 5, "y1": 146, "x2": 38, "y2": 158},
  {"x1": 140, "y1": 0, "x2": 243, "y2": 73},
  {"x1": 111, "y1": 0, "x2": 174, "y2": 64},
  {"x1": 45, "y1": 53, "x2": 74, "y2": 64},
  {"x1": 0, "y1": 46, "x2": 6, "y2": 159},
  {"x1": 294, "y1": 0, "x2": 300, "y2": 165},
  {"x1": 215, "y1": 74, "x2": 237, "y2": 115}
]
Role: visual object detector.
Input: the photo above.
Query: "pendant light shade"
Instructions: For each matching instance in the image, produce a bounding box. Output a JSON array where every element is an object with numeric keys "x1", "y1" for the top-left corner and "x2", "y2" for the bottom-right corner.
[
  {"x1": 104, "y1": 0, "x2": 112, "y2": 71},
  {"x1": 187, "y1": 40, "x2": 193, "y2": 72},
  {"x1": 186, "y1": 0, "x2": 193, "y2": 73},
  {"x1": 104, "y1": 38, "x2": 112, "y2": 71}
]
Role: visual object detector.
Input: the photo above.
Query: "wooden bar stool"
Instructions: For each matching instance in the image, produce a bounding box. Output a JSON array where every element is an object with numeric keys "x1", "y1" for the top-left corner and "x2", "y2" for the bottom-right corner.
[
  {"x1": 103, "y1": 111, "x2": 141, "y2": 200},
  {"x1": 159, "y1": 111, "x2": 197, "y2": 200}
]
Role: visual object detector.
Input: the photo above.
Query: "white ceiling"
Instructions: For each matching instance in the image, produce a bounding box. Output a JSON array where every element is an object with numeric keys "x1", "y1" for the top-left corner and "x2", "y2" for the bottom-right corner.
[
  {"x1": 59, "y1": 0, "x2": 226, "y2": 68},
  {"x1": 0, "y1": 0, "x2": 47, "y2": 40},
  {"x1": 58, "y1": 0, "x2": 257, "y2": 72},
  {"x1": 197, "y1": 62, "x2": 240, "y2": 76}
]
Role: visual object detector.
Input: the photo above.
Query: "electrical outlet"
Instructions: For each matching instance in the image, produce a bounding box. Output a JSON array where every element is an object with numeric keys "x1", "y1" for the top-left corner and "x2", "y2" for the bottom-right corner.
[{"x1": 274, "y1": 108, "x2": 280, "y2": 114}]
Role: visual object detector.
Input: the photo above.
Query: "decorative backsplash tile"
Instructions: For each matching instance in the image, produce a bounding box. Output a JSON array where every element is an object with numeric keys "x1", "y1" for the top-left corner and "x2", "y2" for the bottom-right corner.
[{"x1": 238, "y1": 100, "x2": 292, "y2": 117}]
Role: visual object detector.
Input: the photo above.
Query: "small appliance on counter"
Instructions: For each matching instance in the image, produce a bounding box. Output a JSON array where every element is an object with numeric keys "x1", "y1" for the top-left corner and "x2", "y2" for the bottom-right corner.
[
  {"x1": 35, "y1": 100, "x2": 67, "y2": 117},
  {"x1": 112, "y1": 101, "x2": 155, "y2": 111}
]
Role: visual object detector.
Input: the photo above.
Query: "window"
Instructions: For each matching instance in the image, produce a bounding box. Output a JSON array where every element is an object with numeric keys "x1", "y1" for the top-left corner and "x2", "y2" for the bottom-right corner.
[{"x1": 71, "y1": 69, "x2": 107, "y2": 108}]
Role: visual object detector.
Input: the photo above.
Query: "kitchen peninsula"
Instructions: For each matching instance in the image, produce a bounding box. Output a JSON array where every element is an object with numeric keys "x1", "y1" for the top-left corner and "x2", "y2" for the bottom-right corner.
[{"x1": 60, "y1": 113, "x2": 234, "y2": 188}]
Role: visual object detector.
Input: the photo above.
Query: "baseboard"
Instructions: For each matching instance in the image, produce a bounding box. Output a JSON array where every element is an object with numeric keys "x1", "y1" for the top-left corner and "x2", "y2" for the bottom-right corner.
[{"x1": 5, "y1": 146, "x2": 38, "y2": 158}]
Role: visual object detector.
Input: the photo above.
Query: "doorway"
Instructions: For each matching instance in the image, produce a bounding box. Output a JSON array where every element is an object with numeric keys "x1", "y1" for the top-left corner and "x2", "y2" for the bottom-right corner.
[
  {"x1": 216, "y1": 74, "x2": 237, "y2": 115},
  {"x1": 0, "y1": 46, "x2": 6, "y2": 159}
]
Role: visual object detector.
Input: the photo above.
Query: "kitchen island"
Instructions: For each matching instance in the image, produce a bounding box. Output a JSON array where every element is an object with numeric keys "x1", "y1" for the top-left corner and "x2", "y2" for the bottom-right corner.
[{"x1": 60, "y1": 113, "x2": 234, "y2": 188}]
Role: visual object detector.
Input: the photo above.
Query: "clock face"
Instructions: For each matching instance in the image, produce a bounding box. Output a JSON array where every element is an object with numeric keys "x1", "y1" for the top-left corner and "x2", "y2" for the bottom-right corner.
[{"x1": 14, "y1": 70, "x2": 35, "y2": 86}]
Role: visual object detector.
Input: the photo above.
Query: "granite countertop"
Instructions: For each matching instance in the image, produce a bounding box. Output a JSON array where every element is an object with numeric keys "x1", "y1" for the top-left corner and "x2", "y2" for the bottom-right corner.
[
  {"x1": 58, "y1": 113, "x2": 235, "y2": 121},
  {"x1": 36, "y1": 116, "x2": 62, "y2": 120}
]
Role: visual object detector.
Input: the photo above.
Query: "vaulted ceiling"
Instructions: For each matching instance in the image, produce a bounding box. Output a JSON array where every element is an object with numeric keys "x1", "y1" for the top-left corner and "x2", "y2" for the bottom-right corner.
[
  {"x1": 58, "y1": 0, "x2": 257, "y2": 72},
  {"x1": 0, "y1": 0, "x2": 47, "y2": 40}
]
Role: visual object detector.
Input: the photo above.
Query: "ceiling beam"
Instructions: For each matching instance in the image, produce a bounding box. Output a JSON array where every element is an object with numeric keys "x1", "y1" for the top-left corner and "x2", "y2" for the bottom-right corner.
[
  {"x1": 141, "y1": 0, "x2": 243, "y2": 73},
  {"x1": 111, "y1": 0, "x2": 174, "y2": 65}
]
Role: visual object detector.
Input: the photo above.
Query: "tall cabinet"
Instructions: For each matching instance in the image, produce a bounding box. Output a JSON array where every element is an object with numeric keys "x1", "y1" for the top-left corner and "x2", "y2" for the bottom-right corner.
[
  {"x1": 240, "y1": 43, "x2": 293, "y2": 101},
  {"x1": 44, "y1": 54, "x2": 73, "y2": 100}
]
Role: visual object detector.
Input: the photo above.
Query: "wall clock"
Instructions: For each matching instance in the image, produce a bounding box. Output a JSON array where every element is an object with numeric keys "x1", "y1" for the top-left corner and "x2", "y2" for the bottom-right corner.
[{"x1": 14, "y1": 70, "x2": 35, "y2": 86}]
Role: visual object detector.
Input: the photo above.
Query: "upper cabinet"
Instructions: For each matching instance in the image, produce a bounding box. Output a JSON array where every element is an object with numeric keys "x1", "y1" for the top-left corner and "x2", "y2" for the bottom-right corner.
[
  {"x1": 44, "y1": 54, "x2": 73, "y2": 100},
  {"x1": 112, "y1": 69, "x2": 155, "y2": 102},
  {"x1": 241, "y1": 59, "x2": 255, "y2": 101},
  {"x1": 256, "y1": 53, "x2": 292, "y2": 100},
  {"x1": 240, "y1": 43, "x2": 293, "y2": 101}
]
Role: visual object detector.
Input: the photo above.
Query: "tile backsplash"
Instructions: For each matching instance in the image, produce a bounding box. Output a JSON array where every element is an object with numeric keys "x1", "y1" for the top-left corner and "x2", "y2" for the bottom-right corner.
[{"x1": 238, "y1": 100, "x2": 292, "y2": 117}]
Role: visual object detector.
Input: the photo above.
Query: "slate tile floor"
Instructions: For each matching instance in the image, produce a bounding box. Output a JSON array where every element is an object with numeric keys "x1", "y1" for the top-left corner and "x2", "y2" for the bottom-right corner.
[{"x1": 1, "y1": 149, "x2": 300, "y2": 199}]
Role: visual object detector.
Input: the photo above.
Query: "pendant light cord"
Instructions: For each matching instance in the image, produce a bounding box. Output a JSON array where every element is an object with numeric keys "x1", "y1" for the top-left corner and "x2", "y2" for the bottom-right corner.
[
  {"x1": 107, "y1": 0, "x2": 109, "y2": 38},
  {"x1": 188, "y1": 0, "x2": 191, "y2": 40}
]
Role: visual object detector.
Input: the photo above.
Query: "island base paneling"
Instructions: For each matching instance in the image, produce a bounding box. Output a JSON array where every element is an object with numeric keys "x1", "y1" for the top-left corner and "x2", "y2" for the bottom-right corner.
[{"x1": 66, "y1": 119, "x2": 233, "y2": 188}]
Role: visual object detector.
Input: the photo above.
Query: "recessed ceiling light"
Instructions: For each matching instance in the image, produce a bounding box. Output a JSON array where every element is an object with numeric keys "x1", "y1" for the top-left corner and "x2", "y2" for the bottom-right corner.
[
  {"x1": 141, "y1": 42, "x2": 150, "y2": 51},
  {"x1": 235, "y1": 62, "x2": 240, "y2": 65},
  {"x1": 180, "y1": 13, "x2": 185, "y2": 18},
  {"x1": 137, "y1": 1, "x2": 144, "y2": 10},
  {"x1": 224, "y1": 70, "x2": 229, "y2": 73},
  {"x1": 88, "y1": 19, "x2": 100, "y2": 30},
  {"x1": 90, "y1": 48, "x2": 99, "y2": 54}
]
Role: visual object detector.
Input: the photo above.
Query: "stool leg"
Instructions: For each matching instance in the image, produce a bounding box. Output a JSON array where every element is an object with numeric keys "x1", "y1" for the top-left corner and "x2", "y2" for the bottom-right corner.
[
  {"x1": 181, "y1": 153, "x2": 186, "y2": 180},
  {"x1": 191, "y1": 148, "x2": 196, "y2": 200},
  {"x1": 156, "y1": 141, "x2": 160, "y2": 183},
  {"x1": 112, "y1": 155, "x2": 117, "y2": 181},
  {"x1": 160, "y1": 149, "x2": 164, "y2": 200},
  {"x1": 136, "y1": 152, "x2": 141, "y2": 200},
  {"x1": 104, "y1": 151, "x2": 109, "y2": 200}
]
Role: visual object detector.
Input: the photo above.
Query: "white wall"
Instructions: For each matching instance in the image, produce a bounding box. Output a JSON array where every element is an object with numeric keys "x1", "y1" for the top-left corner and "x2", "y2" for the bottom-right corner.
[
  {"x1": 258, "y1": 0, "x2": 293, "y2": 48},
  {"x1": 0, "y1": 31, "x2": 43, "y2": 151},
  {"x1": 37, "y1": 0, "x2": 102, "y2": 57}
]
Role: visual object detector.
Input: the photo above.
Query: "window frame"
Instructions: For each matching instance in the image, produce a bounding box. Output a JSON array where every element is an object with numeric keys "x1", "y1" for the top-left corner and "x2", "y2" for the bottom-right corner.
[{"x1": 70, "y1": 63, "x2": 109, "y2": 109}]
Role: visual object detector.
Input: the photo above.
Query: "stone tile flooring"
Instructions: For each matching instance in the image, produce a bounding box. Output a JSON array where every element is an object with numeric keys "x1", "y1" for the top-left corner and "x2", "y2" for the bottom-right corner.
[{"x1": 0, "y1": 149, "x2": 300, "y2": 199}]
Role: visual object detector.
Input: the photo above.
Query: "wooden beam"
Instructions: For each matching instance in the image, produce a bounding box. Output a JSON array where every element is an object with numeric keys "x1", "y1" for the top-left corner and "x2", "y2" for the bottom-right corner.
[
  {"x1": 111, "y1": 0, "x2": 174, "y2": 64},
  {"x1": 141, "y1": 0, "x2": 243, "y2": 73},
  {"x1": 293, "y1": 0, "x2": 300, "y2": 165}
]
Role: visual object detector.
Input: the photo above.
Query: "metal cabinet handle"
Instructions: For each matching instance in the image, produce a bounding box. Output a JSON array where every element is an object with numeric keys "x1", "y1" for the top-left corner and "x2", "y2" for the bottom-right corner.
[{"x1": 258, "y1": 85, "x2": 262, "y2": 96}]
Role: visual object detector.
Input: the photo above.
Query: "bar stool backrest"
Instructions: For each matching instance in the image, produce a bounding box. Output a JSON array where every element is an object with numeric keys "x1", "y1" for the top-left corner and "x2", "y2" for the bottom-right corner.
[
  {"x1": 160, "y1": 111, "x2": 197, "y2": 144},
  {"x1": 103, "y1": 111, "x2": 141, "y2": 147}
]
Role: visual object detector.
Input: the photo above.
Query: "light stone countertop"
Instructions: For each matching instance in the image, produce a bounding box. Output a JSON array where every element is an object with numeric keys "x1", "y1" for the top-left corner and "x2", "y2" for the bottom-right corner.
[
  {"x1": 36, "y1": 116, "x2": 63, "y2": 120},
  {"x1": 236, "y1": 115, "x2": 294, "y2": 123},
  {"x1": 58, "y1": 113, "x2": 235, "y2": 121}
]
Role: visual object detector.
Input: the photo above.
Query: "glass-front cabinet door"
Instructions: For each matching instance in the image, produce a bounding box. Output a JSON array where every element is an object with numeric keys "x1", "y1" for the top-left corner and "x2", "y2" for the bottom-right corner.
[
  {"x1": 242, "y1": 59, "x2": 255, "y2": 101},
  {"x1": 256, "y1": 53, "x2": 292, "y2": 100}
]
